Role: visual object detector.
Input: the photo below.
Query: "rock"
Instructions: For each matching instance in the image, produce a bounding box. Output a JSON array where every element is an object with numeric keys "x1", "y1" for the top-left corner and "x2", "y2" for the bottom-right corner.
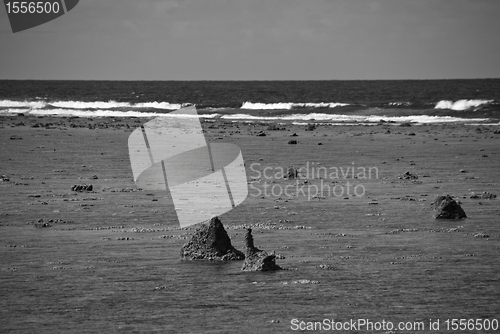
[
  {"x1": 1, "y1": 175, "x2": 9, "y2": 182},
  {"x1": 256, "y1": 131, "x2": 266, "y2": 137},
  {"x1": 434, "y1": 195, "x2": 467, "y2": 219},
  {"x1": 267, "y1": 124, "x2": 286, "y2": 131},
  {"x1": 398, "y1": 171, "x2": 418, "y2": 180},
  {"x1": 180, "y1": 216, "x2": 244, "y2": 261},
  {"x1": 400, "y1": 122, "x2": 412, "y2": 127},
  {"x1": 285, "y1": 167, "x2": 298, "y2": 179},
  {"x1": 305, "y1": 124, "x2": 316, "y2": 131},
  {"x1": 33, "y1": 219, "x2": 51, "y2": 228},
  {"x1": 290, "y1": 133, "x2": 298, "y2": 137},
  {"x1": 241, "y1": 229, "x2": 282, "y2": 271},
  {"x1": 71, "y1": 184, "x2": 93, "y2": 192},
  {"x1": 469, "y1": 191, "x2": 496, "y2": 199},
  {"x1": 288, "y1": 140, "x2": 298, "y2": 145}
]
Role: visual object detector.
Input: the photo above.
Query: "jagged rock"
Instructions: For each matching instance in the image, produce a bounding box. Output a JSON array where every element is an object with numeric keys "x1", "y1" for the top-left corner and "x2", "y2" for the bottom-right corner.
[
  {"x1": 256, "y1": 131, "x2": 266, "y2": 137},
  {"x1": 180, "y1": 217, "x2": 244, "y2": 261},
  {"x1": 434, "y1": 195, "x2": 467, "y2": 219},
  {"x1": 241, "y1": 228, "x2": 282, "y2": 271},
  {"x1": 1, "y1": 175, "x2": 9, "y2": 182},
  {"x1": 288, "y1": 140, "x2": 298, "y2": 145}
]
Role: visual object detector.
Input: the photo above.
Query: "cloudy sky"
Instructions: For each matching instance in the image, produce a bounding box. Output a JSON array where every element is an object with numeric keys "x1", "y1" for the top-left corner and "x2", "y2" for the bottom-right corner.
[{"x1": 1, "y1": 0, "x2": 499, "y2": 80}]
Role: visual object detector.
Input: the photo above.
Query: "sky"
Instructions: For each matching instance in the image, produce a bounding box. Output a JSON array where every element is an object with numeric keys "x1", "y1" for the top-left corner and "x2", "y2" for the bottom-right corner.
[{"x1": 1, "y1": 0, "x2": 499, "y2": 80}]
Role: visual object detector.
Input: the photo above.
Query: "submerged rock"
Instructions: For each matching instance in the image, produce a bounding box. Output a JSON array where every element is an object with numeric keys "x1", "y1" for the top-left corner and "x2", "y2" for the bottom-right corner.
[
  {"x1": 434, "y1": 195, "x2": 467, "y2": 219},
  {"x1": 241, "y1": 228, "x2": 282, "y2": 271},
  {"x1": 180, "y1": 217, "x2": 244, "y2": 261}
]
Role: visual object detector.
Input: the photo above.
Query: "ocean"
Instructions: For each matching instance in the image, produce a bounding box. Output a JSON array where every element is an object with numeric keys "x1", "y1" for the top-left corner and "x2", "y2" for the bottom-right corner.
[{"x1": 1, "y1": 79, "x2": 500, "y2": 124}]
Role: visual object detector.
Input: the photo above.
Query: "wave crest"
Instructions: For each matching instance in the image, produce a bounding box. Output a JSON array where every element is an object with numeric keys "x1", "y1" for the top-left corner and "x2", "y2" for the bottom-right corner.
[{"x1": 435, "y1": 99, "x2": 492, "y2": 111}]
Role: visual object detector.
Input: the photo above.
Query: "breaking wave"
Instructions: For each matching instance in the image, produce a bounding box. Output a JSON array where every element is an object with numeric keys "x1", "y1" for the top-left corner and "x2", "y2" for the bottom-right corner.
[
  {"x1": 435, "y1": 99, "x2": 492, "y2": 111},
  {"x1": 241, "y1": 102, "x2": 349, "y2": 110},
  {"x1": 0, "y1": 99, "x2": 46, "y2": 109},
  {"x1": 27, "y1": 109, "x2": 219, "y2": 118},
  {"x1": 220, "y1": 113, "x2": 489, "y2": 124},
  {"x1": 0, "y1": 99, "x2": 184, "y2": 110}
]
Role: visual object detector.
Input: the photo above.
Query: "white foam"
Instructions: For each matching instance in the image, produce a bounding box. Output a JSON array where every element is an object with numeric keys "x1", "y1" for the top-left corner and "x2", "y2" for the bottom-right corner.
[
  {"x1": 241, "y1": 102, "x2": 293, "y2": 110},
  {"x1": 134, "y1": 102, "x2": 184, "y2": 110},
  {"x1": 220, "y1": 113, "x2": 489, "y2": 123},
  {"x1": 241, "y1": 101, "x2": 348, "y2": 110},
  {"x1": 0, "y1": 100, "x2": 46, "y2": 109},
  {"x1": 435, "y1": 99, "x2": 492, "y2": 111},
  {"x1": 28, "y1": 109, "x2": 219, "y2": 118},
  {"x1": 48, "y1": 100, "x2": 184, "y2": 110},
  {"x1": 0, "y1": 108, "x2": 31, "y2": 114}
]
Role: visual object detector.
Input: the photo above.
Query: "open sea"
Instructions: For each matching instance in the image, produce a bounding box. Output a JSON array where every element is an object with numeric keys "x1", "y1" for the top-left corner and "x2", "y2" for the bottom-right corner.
[{"x1": 1, "y1": 79, "x2": 500, "y2": 125}]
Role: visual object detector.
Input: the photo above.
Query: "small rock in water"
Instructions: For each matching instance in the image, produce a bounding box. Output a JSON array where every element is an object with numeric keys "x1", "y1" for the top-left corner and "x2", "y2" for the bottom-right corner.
[
  {"x1": 398, "y1": 171, "x2": 418, "y2": 180},
  {"x1": 241, "y1": 228, "x2": 282, "y2": 271},
  {"x1": 285, "y1": 166, "x2": 299, "y2": 179}
]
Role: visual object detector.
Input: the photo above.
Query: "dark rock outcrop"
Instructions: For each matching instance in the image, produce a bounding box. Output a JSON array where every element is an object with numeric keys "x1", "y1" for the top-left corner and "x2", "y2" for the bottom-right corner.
[
  {"x1": 288, "y1": 140, "x2": 298, "y2": 145},
  {"x1": 180, "y1": 217, "x2": 244, "y2": 261},
  {"x1": 241, "y1": 229, "x2": 282, "y2": 271},
  {"x1": 434, "y1": 195, "x2": 467, "y2": 219}
]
